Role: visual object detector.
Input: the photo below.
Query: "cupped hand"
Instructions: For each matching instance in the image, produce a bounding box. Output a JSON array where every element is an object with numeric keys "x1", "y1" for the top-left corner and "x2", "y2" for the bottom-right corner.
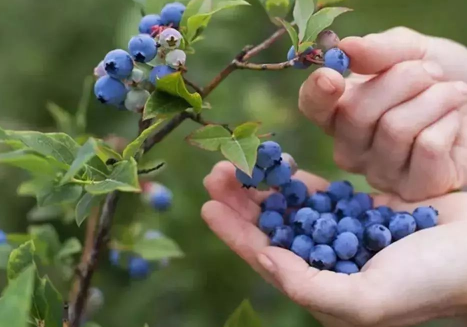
[
  {"x1": 299, "y1": 27, "x2": 467, "y2": 201},
  {"x1": 202, "y1": 162, "x2": 467, "y2": 327}
]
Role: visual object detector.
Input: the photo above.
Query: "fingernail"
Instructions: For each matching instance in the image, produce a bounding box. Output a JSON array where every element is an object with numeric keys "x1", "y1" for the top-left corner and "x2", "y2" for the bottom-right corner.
[
  {"x1": 317, "y1": 76, "x2": 336, "y2": 94},
  {"x1": 258, "y1": 253, "x2": 275, "y2": 273},
  {"x1": 454, "y1": 81, "x2": 467, "y2": 95},
  {"x1": 422, "y1": 61, "x2": 443, "y2": 79}
]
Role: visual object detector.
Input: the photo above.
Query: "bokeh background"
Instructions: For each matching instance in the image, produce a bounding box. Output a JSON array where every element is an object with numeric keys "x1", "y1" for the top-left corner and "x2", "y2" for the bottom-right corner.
[{"x1": 0, "y1": 0, "x2": 466, "y2": 326}]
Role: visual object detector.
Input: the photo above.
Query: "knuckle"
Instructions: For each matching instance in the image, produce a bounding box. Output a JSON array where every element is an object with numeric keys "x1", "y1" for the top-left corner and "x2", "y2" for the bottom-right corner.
[
  {"x1": 333, "y1": 149, "x2": 360, "y2": 173},
  {"x1": 379, "y1": 113, "x2": 410, "y2": 144},
  {"x1": 415, "y1": 131, "x2": 445, "y2": 160},
  {"x1": 387, "y1": 26, "x2": 418, "y2": 37}
]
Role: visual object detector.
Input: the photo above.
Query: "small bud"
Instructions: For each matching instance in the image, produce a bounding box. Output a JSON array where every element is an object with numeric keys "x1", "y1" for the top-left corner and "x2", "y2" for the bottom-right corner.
[
  {"x1": 130, "y1": 68, "x2": 144, "y2": 83},
  {"x1": 317, "y1": 30, "x2": 340, "y2": 51},
  {"x1": 124, "y1": 88, "x2": 151, "y2": 112},
  {"x1": 165, "y1": 49, "x2": 186, "y2": 69},
  {"x1": 281, "y1": 153, "x2": 298, "y2": 175}
]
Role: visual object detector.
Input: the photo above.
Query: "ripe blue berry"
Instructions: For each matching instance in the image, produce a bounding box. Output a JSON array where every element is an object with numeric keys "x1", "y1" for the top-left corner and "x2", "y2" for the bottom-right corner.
[
  {"x1": 259, "y1": 211, "x2": 284, "y2": 234},
  {"x1": 312, "y1": 216, "x2": 337, "y2": 244},
  {"x1": 261, "y1": 193, "x2": 287, "y2": 214},
  {"x1": 150, "y1": 184, "x2": 173, "y2": 211},
  {"x1": 256, "y1": 141, "x2": 282, "y2": 169},
  {"x1": 124, "y1": 88, "x2": 151, "y2": 112},
  {"x1": 160, "y1": 2, "x2": 186, "y2": 28},
  {"x1": 360, "y1": 209, "x2": 386, "y2": 228},
  {"x1": 327, "y1": 180, "x2": 353, "y2": 202},
  {"x1": 128, "y1": 256, "x2": 151, "y2": 279},
  {"x1": 128, "y1": 34, "x2": 158, "y2": 63},
  {"x1": 139, "y1": 14, "x2": 162, "y2": 34},
  {"x1": 389, "y1": 213, "x2": 416, "y2": 241},
  {"x1": 94, "y1": 60, "x2": 106, "y2": 78},
  {"x1": 104, "y1": 49, "x2": 134, "y2": 79},
  {"x1": 292, "y1": 208, "x2": 319, "y2": 236},
  {"x1": 235, "y1": 166, "x2": 265, "y2": 188},
  {"x1": 321, "y1": 212, "x2": 338, "y2": 223},
  {"x1": 265, "y1": 162, "x2": 292, "y2": 187},
  {"x1": 109, "y1": 249, "x2": 120, "y2": 266},
  {"x1": 352, "y1": 193, "x2": 373, "y2": 212},
  {"x1": 324, "y1": 48, "x2": 350, "y2": 75},
  {"x1": 306, "y1": 191, "x2": 333, "y2": 213},
  {"x1": 287, "y1": 210, "x2": 298, "y2": 224},
  {"x1": 364, "y1": 224, "x2": 391, "y2": 252},
  {"x1": 333, "y1": 232, "x2": 359, "y2": 260},
  {"x1": 291, "y1": 235, "x2": 314, "y2": 261},
  {"x1": 375, "y1": 206, "x2": 394, "y2": 225},
  {"x1": 0, "y1": 230, "x2": 6, "y2": 244},
  {"x1": 309, "y1": 244, "x2": 336, "y2": 270},
  {"x1": 149, "y1": 65, "x2": 176, "y2": 86},
  {"x1": 354, "y1": 245, "x2": 373, "y2": 268},
  {"x1": 337, "y1": 217, "x2": 363, "y2": 240},
  {"x1": 413, "y1": 206, "x2": 438, "y2": 230},
  {"x1": 281, "y1": 179, "x2": 308, "y2": 207},
  {"x1": 94, "y1": 76, "x2": 128, "y2": 106},
  {"x1": 334, "y1": 260, "x2": 359, "y2": 274},
  {"x1": 270, "y1": 226, "x2": 294, "y2": 248},
  {"x1": 158, "y1": 28, "x2": 183, "y2": 49},
  {"x1": 335, "y1": 198, "x2": 362, "y2": 219},
  {"x1": 286, "y1": 45, "x2": 313, "y2": 69}
]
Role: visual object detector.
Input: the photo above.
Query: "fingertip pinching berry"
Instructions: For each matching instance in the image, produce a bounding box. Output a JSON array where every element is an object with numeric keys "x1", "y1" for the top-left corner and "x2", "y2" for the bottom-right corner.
[
  {"x1": 235, "y1": 166, "x2": 265, "y2": 188},
  {"x1": 270, "y1": 226, "x2": 294, "y2": 248},
  {"x1": 257, "y1": 141, "x2": 282, "y2": 169},
  {"x1": 160, "y1": 2, "x2": 186, "y2": 28},
  {"x1": 128, "y1": 34, "x2": 158, "y2": 63},
  {"x1": 149, "y1": 65, "x2": 176, "y2": 86},
  {"x1": 158, "y1": 28, "x2": 183, "y2": 50},
  {"x1": 286, "y1": 45, "x2": 313, "y2": 69},
  {"x1": 165, "y1": 49, "x2": 187, "y2": 69},
  {"x1": 309, "y1": 244, "x2": 336, "y2": 270},
  {"x1": 265, "y1": 161, "x2": 292, "y2": 187},
  {"x1": 104, "y1": 49, "x2": 134, "y2": 79},
  {"x1": 94, "y1": 76, "x2": 128, "y2": 106},
  {"x1": 324, "y1": 48, "x2": 350, "y2": 75},
  {"x1": 139, "y1": 14, "x2": 162, "y2": 34},
  {"x1": 259, "y1": 211, "x2": 284, "y2": 234},
  {"x1": 413, "y1": 206, "x2": 439, "y2": 230}
]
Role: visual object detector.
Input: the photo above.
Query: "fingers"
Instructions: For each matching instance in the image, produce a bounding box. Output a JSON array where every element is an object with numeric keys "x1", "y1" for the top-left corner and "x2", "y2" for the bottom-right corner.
[
  {"x1": 367, "y1": 81, "x2": 467, "y2": 191},
  {"x1": 340, "y1": 27, "x2": 429, "y2": 75}
]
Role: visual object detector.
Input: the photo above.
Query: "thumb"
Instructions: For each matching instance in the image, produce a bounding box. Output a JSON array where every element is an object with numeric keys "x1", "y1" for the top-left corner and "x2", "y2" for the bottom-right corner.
[{"x1": 340, "y1": 27, "x2": 428, "y2": 75}]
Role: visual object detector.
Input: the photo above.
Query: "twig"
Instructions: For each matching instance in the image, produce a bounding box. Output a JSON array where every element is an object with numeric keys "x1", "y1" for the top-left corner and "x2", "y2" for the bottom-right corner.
[
  {"x1": 183, "y1": 76, "x2": 203, "y2": 94},
  {"x1": 138, "y1": 162, "x2": 165, "y2": 175},
  {"x1": 233, "y1": 59, "x2": 296, "y2": 70},
  {"x1": 143, "y1": 111, "x2": 191, "y2": 152}
]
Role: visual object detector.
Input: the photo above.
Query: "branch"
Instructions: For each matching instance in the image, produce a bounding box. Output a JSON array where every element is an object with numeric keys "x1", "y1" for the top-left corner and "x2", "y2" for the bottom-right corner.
[
  {"x1": 183, "y1": 76, "x2": 203, "y2": 94},
  {"x1": 233, "y1": 59, "x2": 296, "y2": 71}
]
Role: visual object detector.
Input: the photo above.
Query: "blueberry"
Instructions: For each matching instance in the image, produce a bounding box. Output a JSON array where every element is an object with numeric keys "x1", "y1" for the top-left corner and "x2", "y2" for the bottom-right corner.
[
  {"x1": 375, "y1": 206, "x2": 394, "y2": 225},
  {"x1": 292, "y1": 208, "x2": 319, "y2": 236},
  {"x1": 149, "y1": 65, "x2": 176, "y2": 86},
  {"x1": 144, "y1": 229, "x2": 163, "y2": 240},
  {"x1": 165, "y1": 49, "x2": 187, "y2": 69},
  {"x1": 389, "y1": 213, "x2": 416, "y2": 241},
  {"x1": 256, "y1": 141, "x2": 282, "y2": 169},
  {"x1": 281, "y1": 179, "x2": 308, "y2": 207},
  {"x1": 353, "y1": 245, "x2": 373, "y2": 268},
  {"x1": 306, "y1": 191, "x2": 333, "y2": 213},
  {"x1": 413, "y1": 206, "x2": 438, "y2": 230},
  {"x1": 352, "y1": 193, "x2": 373, "y2": 212},
  {"x1": 320, "y1": 212, "x2": 338, "y2": 223},
  {"x1": 335, "y1": 198, "x2": 362, "y2": 219},
  {"x1": 333, "y1": 232, "x2": 359, "y2": 260},
  {"x1": 317, "y1": 30, "x2": 340, "y2": 51},
  {"x1": 291, "y1": 235, "x2": 314, "y2": 261},
  {"x1": 128, "y1": 257, "x2": 151, "y2": 279},
  {"x1": 160, "y1": 2, "x2": 186, "y2": 28},
  {"x1": 287, "y1": 210, "x2": 298, "y2": 224},
  {"x1": 281, "y1": 153, "x2": 298, "y2": 175},
  {"x1": 270, "y1": 226, "x2": 294, "y2": 248},
  {"x1": 309, "y1": 244, "x2": 337, "y2": 270},
  {"x1": 158, "y1": 28, "x2": 183, "y2": 49},
  {"x1": 337, "y1": 217, "x2": 363, "y2": 240},
  {"x1": 109, "y1": 249, "x2": 120, "y2": 266},
  {"x1": 312, "y1": 216, "x2": 338, "y2": 244},
  {"x1": 261, "y1": 193, "x2": 287, "y2": 214},
  {"x1": 324, "y1": 48, "x2": 350, "y2": 75},
  {"x1": 124, "y1": 88, "x2": 151, "y2": 112},
  {"x1": 286, "y1": 45, "x2": 314, "y2": 69},
  {"x1": 327, "y1": 180, "x2": 353, "y2": 202},
  {"x1": 0, "y1": 230, "x2": 7, "y2": 245},
  {"x1": 130, "y1": 68, "x2": 145, "y2": 83},
  {"x1": 104, "y1": 49, "x2": 134, "y2": 79},
  {"x1": 259, "y1": 211, "x2": 284, "y2": 234},
  {"x1": 139, "y1": 14, "x2": 162, "y2": 34},
  {"x1": 94, "y1": 76, "x2": 128, "y2": 106},
  {"x1": 334, "y1": 260, "x2": 359, "y2": 274},
  {"x1": 94, "y1": 60, "x2": 106, "y2": 78},
  {"x1": 265, "y1": 162, "x2": 292, "y2": 187},
  {"x1": 128, "y1": 34, "x2": 158, "y2": 63},
  {"x1": 364, "y1": 224, "x2": 391, "y2": 252},
  {"x1": 360, "y1": 209, "x2": 386, "y2": 228},
  {"x1": 150, "y1": 184, "x2": 173, "y2": 211},
  {"x1": 235, "y1": 166, "x2": 265, "y2": 188}
]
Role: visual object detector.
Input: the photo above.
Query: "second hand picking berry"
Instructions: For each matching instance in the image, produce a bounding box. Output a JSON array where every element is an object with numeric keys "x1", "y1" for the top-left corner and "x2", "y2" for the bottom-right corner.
[{"x1": 235, "y1": 141, "x2": 439, "y2": 274}]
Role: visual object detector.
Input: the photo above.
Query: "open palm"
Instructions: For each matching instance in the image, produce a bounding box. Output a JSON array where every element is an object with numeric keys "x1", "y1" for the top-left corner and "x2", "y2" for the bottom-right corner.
[{"x1": 202, "y1": 162, "x2": 467, "y2": 327}]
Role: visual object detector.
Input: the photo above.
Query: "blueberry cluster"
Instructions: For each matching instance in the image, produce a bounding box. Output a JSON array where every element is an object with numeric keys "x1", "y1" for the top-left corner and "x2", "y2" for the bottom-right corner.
[
  {"x1": 142, "y1": 181, "x2": 173, "y2": 211},
  {"x1": 238, "y1": 142, "x2": 439, "y2": 274},
  {"x1": 93, "y1": 2, "x2": 187, "y2": 112}
]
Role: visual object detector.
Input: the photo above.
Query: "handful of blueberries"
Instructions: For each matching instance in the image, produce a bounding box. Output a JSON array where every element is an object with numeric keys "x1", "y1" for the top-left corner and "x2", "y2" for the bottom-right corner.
[{"x1": 235, "y1": 141, "x2": 439, "y2": 274}]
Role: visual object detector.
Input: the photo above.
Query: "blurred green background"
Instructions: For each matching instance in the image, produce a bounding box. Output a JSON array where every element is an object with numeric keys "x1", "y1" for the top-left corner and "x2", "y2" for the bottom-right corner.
[{"x1": 0, "y1": 0, "x2": 466, "y2": 326}]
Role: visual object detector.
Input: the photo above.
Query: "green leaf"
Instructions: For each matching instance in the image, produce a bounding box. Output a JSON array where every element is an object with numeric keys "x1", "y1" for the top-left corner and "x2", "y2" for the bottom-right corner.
[
  {"x1": 85, "y1": 158, "x2": 141, "y2": 195},
  {"x1": 276, "y1": 18, "x2": 299, "y2": 51},
  {"x1": 0, "y1": 244, "x2": 13, "y2": 269},
  {"x1": 293, "y1": 0, "x2": 315, "y2": 40},
  {"x1": 28, "y1": 225, "x2": 61, "y2": 258},
  {"x1": 224, "y1": 300, "x2": 262, "y2": 327},
  {"x1": 317, "y1": 0, "x2": 345, "y2": 6},
  {"x1": 27, "y1": 205, "x2": 64, "y2": 222},
  {"x1": 0, "y1": 266, "x2": 35, "y2": 327},
  {"x1": 144, "y1": 92, "x2": 192, "y2": 120},
  {"x1": 6, "y1": 234, "x2": 32, "y2": 247},
  {"x1": 37, "y1": 183, "x2": 83, "y2": 207},
  {"x1": 298, "y1": 41, "x2": 315, "y2": 53},
  {"x1": 302, "y1": 7, "x2": 352, "y2": 44},
  {"x1": 7, "y1": 241, "x2": 35, "y2": 281},
  {"x1": 95, "y1": 140, "x2": 123, "y2": 163},
  {"x1": 123, "y1": 120, "x2": 164, "y2": 159},
  {"x1": 220, "y1": 135, "x2": 260, "y2": 176},
  {"x1": 0, "y1": 149, "x2": 64, "y2": 176},
  {"x1": 0, "y1": 128, "x2": 79, "y2": 165},
  {"x1": 186, "y1": 125, "x2": 231, "y2": 151},
  {"x1": 57, "y1": 238, "x2": 82, "y2": 260},
  {"x1": 155, "y1": 72, "x2": 202, "y2": 112},
  {"x1": 233, "y1": 122, "x2": 260, "y2": 139},
  {"x1": 46, "y1": 102, "x2": 75, "y2": 135},
  {"x1": 133, "y1": 236, "x2": 184, "y2": 261},
  {"x1": 42, "y1": 277, "x2": 63, "y2": 327},
  {"x1": 17, "y1": 178, "x2": 53, "y2": 197},
  {"x1": 75, "y1": 193, "x2": 103, "y2": 227},
  {"x1": 181, "y1": 0, "x2": 205, "y2": 27},
  {"x1": 60, "y1": 138, "x2": 98, "y2": 184},
  {"x1": 263, "y1": 0, "x2": 291, "y2": 20}
]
